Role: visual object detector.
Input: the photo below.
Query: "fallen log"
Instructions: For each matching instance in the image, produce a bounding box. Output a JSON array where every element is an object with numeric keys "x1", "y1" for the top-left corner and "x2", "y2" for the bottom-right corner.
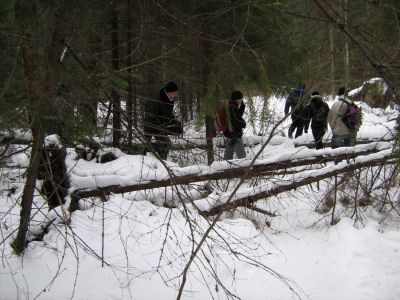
[
  {"x1": 1, "y1": 134, "x2": 393, "y2": 150},
  {"x1": 71, "y1": 142, "x2": 392, "y2": 201},
  {"x1": 198, "y1": 152, "x2": 397, "y2": 217}
]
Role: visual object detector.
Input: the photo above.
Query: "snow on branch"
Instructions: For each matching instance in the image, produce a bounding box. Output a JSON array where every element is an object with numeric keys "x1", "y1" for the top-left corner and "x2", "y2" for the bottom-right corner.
[
  {"x1": 196, "y1": 149, "x2": 397, "y2": 217},
  {"x1": 70, "y1": 142, "x2": 393, "y2": 202}
]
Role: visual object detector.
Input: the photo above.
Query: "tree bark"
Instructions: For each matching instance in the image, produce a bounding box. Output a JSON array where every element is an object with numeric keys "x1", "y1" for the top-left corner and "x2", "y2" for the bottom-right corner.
[
  {"x1": 85, "y1": 35, "x2": 102, "y2": 127},
  {"x1": 12, "y1": 0, "x2": 45, "y2": 254},
  {"x1": 12, "y1": 126, "x2": 44, "y2": 254},
  {"x1": 343, "y1": 0, "x2": 350, "y2": 85},
  {"x1": 111, "y1": 1, "x2": 121, "y2": 147},
  {"x1": 329, "y1": 23, "x2": 335, "y2": 96},
  {"x1": 205, "y1": 116, "x2": 215, "y2": 165},
  {"x1": 40, "y1": 145, "x2": 68, "y2": 210},
  {"x1": 126, "y1": 0, "x2": 133, "y2": 146}
]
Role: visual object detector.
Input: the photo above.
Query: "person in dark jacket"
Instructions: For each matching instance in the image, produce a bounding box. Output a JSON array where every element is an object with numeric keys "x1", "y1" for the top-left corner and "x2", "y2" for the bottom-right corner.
[
  {"x1": 223, "y1": 90, "x2": 246, "y2": 160},
  {"x1": 304, "y1": 91, "x2": 330, "y2": 149},
  {"x1": 284, "y1": 83, "x2": 308, "y2": 138},
  {"x1": 143, "y1": 81, "x2": 180, "y2": 160}
]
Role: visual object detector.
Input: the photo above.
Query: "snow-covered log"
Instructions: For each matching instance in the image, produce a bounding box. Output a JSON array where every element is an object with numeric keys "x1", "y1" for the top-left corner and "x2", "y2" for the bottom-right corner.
[
  {"x1": 71, "y1": 142, "x2": 394, "y2": 202},
  {"x1": 197, "y1": 149, "x2": 397, "y2": 217}
]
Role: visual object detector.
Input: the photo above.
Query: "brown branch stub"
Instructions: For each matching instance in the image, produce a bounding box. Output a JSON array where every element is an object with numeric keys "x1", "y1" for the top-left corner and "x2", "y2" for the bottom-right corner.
[{"x1": 245, "y1": 205, "x2": 277, "y2": 217}]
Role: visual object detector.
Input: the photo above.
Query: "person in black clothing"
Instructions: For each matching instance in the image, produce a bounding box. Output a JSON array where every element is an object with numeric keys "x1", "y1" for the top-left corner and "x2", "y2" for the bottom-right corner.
[
  {"x1": 284, "y1": 83, "x2": 308, "y2": 138},
  {"x1": 304, "y1": 91, "x2": 330, "y2": 150},
  {"x1": 143, "y1": 81, "x2": 181, "y2": 160},
  {"x1": 223, "y1": 90, "x2": 247, "y2": 160}
]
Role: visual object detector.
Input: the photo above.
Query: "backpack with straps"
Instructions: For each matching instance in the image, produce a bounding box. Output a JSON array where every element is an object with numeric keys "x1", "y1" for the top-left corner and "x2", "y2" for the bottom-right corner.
[
  {"x1": 215, "y1": 106, "x2": 232, "y2": 135},
  {"x1": 341, "y1": 101, "x2": 361, "y2": 130}
]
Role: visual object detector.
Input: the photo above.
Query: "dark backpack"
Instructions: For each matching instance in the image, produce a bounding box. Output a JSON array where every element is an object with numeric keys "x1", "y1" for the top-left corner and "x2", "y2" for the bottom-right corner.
[
  {"x1": 215, "y1": 106, "x2": 232, "y2": 134},
  {"x1": 341, "y1": 101, "x2": 361, "y2": 129}
]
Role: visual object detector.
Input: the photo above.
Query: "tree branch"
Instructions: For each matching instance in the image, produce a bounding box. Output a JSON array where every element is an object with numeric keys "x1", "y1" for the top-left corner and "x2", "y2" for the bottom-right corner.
[{"x1": 199, "y1": 154, "x2": 397, "y2": 217}]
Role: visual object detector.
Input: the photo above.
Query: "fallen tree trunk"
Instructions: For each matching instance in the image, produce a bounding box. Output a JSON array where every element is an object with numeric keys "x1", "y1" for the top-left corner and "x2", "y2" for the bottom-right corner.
[
  {"x1": 199, "y1": 153, "x2": 397, "y2": 217},
  {"x1": 1, "y1": 134, "x2": 393, "y2": 150},
  {"x1": 71, "y1": 142, "x2": 392, "y2": 201}
]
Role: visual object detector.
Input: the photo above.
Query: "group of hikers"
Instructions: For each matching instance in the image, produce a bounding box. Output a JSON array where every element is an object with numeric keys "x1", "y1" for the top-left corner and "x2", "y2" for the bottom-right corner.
[
  {"x1": 285, "y1": 83, "x2": 362, "y2": 150},
  {"x1": 143, "y1": 81, "x2": 362, "y2": 161}
]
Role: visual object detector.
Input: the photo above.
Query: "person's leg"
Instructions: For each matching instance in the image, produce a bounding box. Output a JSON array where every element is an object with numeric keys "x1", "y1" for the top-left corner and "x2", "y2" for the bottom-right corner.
[
  {"x1": 224, "y1": 138, "x2": 235, "y2": 160},
  {"x1": 350, "y1": 135, "x2": 356, "y2": 146},
  {"x1": 234, "y1": 138, "x2": 246, "y2": 159},
  {"x1": 315, "y1": 140, "x2": 323, "y2": 150},
  {"x1": 295, "y1": 124, "x2": 303, "y2": 138},
  {"x1": 288, "y1": 124, "x2": 295, "y2": 139},
  {"x1": 343, "y1": 135, "x2": 356, "y2": 147},
  {"x1": 313, "y1": 129, "x2": 325, "y2": 150},
  {"x1": 155, "y1": 133, "x2": 171, "y2": 160},
  {"x1": 331, "y1": 135, "x2": 344, "y2": 149},
  {"x1": 291, "y1": 119, "x2": 303, "y2": 138}
]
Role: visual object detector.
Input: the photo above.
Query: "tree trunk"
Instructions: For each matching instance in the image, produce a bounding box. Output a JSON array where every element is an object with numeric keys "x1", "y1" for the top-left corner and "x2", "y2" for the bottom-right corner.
[
  {"x1": 200, "y1": 21, "x2": 214, "y2": 165},
  {"x1": 188, "y1": 91, "x2": 193, "y2": 121},
  {"x1": 12, "y1": 126, "x2": 44, "y2": 254},
  {"x1": 111, "y1": 2, "x2": 121, "y2": 147},
  {"x1": 41, "y1": 6, "x2": 70, "y2": 209},
  {"x1": 205, "y1": 116, "x2": 215, "y2": 165},
  {"x1": 343, "y1": 0, "x2": 350, "y2": 84},
  {"x1": 40, "y1": 145, "x2": 68, "y2": 210},
  {"x1": 329, "y1": 23, "x2": 335, "y2": 96},
  {"x1": 85, "y1": 35, "x2": 102, "y2": 127},
  {"x1": 126, "y1": 0, "x2": 133, "y2": 146},
  {"x1": 181, "y1": 81, "x2": 188, "y2": 122},
  {"x1": 12, "y1": 0, "x2": 44, "y2": 254}
]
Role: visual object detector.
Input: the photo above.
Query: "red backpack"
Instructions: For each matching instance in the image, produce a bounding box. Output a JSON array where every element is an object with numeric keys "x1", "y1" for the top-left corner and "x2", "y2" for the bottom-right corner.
[{"x1": 215, "y1": 106, "x2": 229, "y2": 134}]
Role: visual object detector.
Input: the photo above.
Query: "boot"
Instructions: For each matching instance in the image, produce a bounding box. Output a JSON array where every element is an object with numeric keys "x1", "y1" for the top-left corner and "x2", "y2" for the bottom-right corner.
[{"x1": 288, "y1": 127, "x2": 294, "y2": 139}]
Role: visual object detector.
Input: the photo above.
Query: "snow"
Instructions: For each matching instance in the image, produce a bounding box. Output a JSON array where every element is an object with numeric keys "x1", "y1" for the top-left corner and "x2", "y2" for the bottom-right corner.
[
  {"x1": 348, "y1": 77, "x2": 389, "y2": 96},
  {"x1": 1, "y1": 87, "x2": 400, "y2": 300}
]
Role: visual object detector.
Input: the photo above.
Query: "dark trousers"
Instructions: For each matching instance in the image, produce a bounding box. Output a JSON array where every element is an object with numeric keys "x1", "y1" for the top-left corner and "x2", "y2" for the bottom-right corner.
[
  {"x1": 331, "y1": 134, "x2": 355, "y2": 149},
  {"x1": 143, "y1": 127, "x2": 171, "y2": 160},
  {"x1": 312, "y1": 128, "x2": 326, "y2": 150},
  {"x1": 224, "y1": 137, "x2": 246, "y2": 160},
  {"x1": 288, "y1": 118, "x2": 304, "y2": 138}
]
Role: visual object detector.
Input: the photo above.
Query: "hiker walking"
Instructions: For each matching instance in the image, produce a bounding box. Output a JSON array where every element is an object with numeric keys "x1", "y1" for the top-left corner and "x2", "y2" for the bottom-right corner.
[
  {"x1": 304, "y1": 91, "x2": 330, "y2": 150},
  {"x1": 143, "y1": 81, "x2": 181, "y2": 160},
  {"x1": 327, "y1": 86, "x2": 362, "y2": 149},
  {"x1": 223, "y1": 90, "x2": 247, "y2": 160},
  {"x1": 284, "y1": 82, "x2": 308, "y2": 138}
]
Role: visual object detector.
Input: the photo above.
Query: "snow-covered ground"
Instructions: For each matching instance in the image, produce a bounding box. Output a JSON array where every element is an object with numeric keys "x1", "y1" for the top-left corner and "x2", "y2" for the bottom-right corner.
[{"x1": 0, "y1": 91, "x2": 399, "y2": 300}]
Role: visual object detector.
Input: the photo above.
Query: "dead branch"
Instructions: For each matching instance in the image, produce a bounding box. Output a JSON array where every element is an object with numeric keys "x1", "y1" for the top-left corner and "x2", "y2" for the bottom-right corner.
[
  {"x1": 245, "y1": 205, "x2": 277, "y2": 217},
  {"x1": 200, "y1": 155, "x2": 397, "y2": 217}
]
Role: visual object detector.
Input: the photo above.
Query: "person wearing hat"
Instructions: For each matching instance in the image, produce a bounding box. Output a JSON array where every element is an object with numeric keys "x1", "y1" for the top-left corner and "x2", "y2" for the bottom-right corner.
[
  {"x1": 223, "y1": 90, "x2": 247, "y2": 160},
  {"x1": 327, "y1": 86, "x2": 360, "y2": 148},
  {"x1": 284, "y1": 82, "x2": 308, "y2": 139},
  {"x1": 143, "y1": 81, "x2": 181, "y2": 160},
  {"x1": 304, "y1": 91, "x2": 330, "y2": 149}
]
